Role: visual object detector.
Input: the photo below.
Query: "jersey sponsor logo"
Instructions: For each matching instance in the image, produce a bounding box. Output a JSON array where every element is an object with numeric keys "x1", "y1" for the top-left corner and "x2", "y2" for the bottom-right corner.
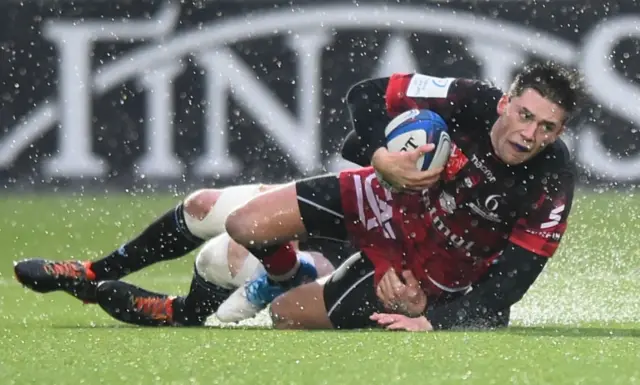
[
  {"x1": 470, "y1": 154, "x2": 497, "y2": 182},
  {"x1": 405, "y1": 74, "x2": 455, "y2": 99},
  {"x1": 427, "y1": 207, "x2": 475, "y2": 251},
  {"x1": 468, "y1": 194, "x2": 502, "y2": 223},
  {"x1": 540, "y1": 204, "x2": 565, "y2": 229},
  {"x1": 457, "y1": 174, "x2": 481, "y2": 191},
  {"x1": 525, "y1": 228, "x2": 562, "y2": 241}
]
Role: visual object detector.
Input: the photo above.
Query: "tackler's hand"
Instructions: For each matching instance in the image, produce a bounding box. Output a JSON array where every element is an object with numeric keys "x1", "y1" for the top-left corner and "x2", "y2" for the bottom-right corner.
[
  {"x1": 376, "y1": 268, "x2": 428, "y2": 317},
  {"x1": 371, "y1": 146, "x2": 443, "y2": 192},
  {"x1": 370, "y1": 313, "x2": 434, "y2": 332}
]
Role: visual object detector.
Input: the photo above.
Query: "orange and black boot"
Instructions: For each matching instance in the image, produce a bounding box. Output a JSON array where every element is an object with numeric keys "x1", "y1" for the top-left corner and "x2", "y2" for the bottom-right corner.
[
  {"x1": 95, "y1": 280, "x2": 177, "y2": 326},
  {"x1": 13, "y1": 258, "x2": 99, "y2": 303},
  {"x1": 95, "y1": 270, "x2": 233, "y2": 327}
]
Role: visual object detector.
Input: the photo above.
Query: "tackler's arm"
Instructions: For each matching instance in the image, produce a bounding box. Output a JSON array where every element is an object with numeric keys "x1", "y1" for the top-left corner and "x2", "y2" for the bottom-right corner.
[{"x1": 425, "y1": 243, "x2": 547, "y2": 330}]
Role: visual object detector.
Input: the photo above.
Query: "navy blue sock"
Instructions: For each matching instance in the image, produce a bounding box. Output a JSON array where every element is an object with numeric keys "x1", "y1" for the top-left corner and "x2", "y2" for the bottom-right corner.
[
  {"x1": 172, "y1": 266, "x2": 233, "y2": 326},
  {"x1": 90, "y1": 203, "x2": 203, "y2": 280}
]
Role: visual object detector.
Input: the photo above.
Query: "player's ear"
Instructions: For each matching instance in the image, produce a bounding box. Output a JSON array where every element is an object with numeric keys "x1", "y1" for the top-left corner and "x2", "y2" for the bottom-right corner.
[{"x1": 497, "y1": 94, "x2": 509, "y2": 116}]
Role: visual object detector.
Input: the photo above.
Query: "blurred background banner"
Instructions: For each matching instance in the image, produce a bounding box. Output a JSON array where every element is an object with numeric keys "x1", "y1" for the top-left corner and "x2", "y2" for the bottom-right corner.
[{"x1": 1, "y1": 0, "x2": 639, "y2": 192}]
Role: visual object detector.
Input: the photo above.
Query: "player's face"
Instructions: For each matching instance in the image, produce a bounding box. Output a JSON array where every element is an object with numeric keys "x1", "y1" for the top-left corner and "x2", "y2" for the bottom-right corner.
[{"x1": 492, "y1": 88, "x2": 567, "y2": 165}]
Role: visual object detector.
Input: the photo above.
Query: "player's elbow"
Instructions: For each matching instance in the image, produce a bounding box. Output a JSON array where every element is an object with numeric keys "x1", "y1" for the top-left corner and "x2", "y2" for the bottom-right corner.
[
  {"x1": 345, "y1": 77, "x2": 390, "y2": 153},
  {"x1": 345, "y1": 79, "x2": 369, "y2": 105},
  {"x1": 340, "y1": 130, "x2": 368, "y2": 166},
  {"x1": 345, "y1": 78, "x2": 385, "y2": 112}
]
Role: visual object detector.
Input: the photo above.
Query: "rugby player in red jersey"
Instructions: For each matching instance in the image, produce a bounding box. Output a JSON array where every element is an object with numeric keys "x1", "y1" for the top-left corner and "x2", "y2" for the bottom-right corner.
[
  {"x1": 212, "y1": 61, "x2": 583, "y2": 331},
  {"x1": 14, "y1": 61, "x2": 583, "y2": 331}
]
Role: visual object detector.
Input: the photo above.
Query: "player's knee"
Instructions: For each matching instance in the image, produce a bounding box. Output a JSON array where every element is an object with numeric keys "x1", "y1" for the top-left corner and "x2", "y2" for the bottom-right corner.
[
  {"x1": 183, "y1": 184, "x2": 268, "y2": 240},
  {"x1": 194, "y1": 234, "x2": 231, "y2": 288},
  {"x1": 182, "y1": 189, "x2": 222, "y2": 239},
  {"x1": 184, "y1": 189, "x2": 220, "y2": 221},
  {"x1": 195, "y1": 234, "x2": 263, "y2": 289}
]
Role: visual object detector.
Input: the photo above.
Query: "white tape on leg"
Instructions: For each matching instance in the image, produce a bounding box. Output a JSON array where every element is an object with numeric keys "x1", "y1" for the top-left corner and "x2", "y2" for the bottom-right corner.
[{"x1": 184, "y1": 184, "x2": 264, "y2": 239}]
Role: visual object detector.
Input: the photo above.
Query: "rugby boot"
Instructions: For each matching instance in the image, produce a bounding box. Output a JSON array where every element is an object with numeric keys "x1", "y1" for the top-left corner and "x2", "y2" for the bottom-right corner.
[
  {"x1": 95, "y1": 280, "x2": 177, "y2": 326},
  {"x1": 13, "y1": 258, "x2": 98, "y2": 303},
  {"x1": 216, "y1": 257, "x2": 318, "y2": 322}
]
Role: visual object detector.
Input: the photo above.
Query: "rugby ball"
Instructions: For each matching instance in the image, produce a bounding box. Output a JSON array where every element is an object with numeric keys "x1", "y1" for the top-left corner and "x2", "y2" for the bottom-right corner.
[{"x1": 385, "y1": 109, "x2": 451, "y2": 171}]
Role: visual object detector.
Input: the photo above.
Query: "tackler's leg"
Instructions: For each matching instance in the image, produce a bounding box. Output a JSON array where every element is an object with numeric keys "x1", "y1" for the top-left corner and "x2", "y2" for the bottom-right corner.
[
  {"x1": 219, "y1": 174, "x2": 347, "y2": 322},
  {"x1": 268, "y1": 252, "x2": 385, "y2": 330},
  {"x1": 95, "y1": 233, "x2": 336, "y2": 327},
  {"x1": 14, "y1": 184, "x2": 275, "y2": 304},
  {"x1": 94, "y1": 234, "x2": 235, "y2": 326}
]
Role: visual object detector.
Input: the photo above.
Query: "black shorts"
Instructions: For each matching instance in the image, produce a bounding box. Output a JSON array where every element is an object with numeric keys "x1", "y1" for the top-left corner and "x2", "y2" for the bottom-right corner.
[
  {"x1": 295, "y1": 173, "x2": 346, "y2": 240},
  {"x1": 322, "y1": 252, "x2": 511, "y2": 330},
  {"x1": 296, "y1": 174, "x2": 354, "y2": 267},
  {"x1": 322, "y1": 252, "x2": 384, "y2": 329}
]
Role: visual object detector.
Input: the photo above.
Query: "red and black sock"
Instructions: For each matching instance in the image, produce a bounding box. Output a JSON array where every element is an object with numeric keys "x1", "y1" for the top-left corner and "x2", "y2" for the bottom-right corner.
[{"x1": 246, "y1": 242, "x2": 299, "y2": 279}]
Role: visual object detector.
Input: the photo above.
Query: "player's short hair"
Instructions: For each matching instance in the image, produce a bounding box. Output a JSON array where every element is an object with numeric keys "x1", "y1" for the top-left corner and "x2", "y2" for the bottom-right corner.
[{"x1": 508, "y1": 61, "x2": 585, "y2": 121}]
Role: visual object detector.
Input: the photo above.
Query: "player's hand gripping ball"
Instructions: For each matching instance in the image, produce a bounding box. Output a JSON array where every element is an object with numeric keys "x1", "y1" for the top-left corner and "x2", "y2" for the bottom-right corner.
[
  {"x1": 377, "y1": 109, "x2": 452, "y2": 191},
  {"x1": 385, "y1": 108, "x2": 451, "y2": 170}
]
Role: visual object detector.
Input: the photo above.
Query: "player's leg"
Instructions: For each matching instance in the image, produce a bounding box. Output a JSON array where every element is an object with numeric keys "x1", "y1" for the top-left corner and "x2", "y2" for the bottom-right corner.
[
  {"x1": 13, "y1": 184, "x2": 276, "y2": 303},
  {"x1": 94, "y1": 234, "x2": 336, "y2": 326},
  {"x1": 219, "y1": 174, "x2": 347, "y2": 321},
  {"x1": 267, "y1": 252, "x2": 384, "y2": 330},
  {"x1": 270, "y1": 255, "x2": 511, "y2": 331},
  {"x1": 94, "y1": 234, "x2": 239, "y2": 326}
]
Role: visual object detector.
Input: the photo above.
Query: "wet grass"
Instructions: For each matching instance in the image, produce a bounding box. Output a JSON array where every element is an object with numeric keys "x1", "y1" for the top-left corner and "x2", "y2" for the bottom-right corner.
[{"x1": 0, "y1": 192, "x2": 638, "y2": 384}]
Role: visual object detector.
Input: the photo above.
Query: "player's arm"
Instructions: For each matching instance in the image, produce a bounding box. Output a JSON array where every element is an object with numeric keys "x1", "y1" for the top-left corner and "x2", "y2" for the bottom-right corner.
[
  {"x1": 427, "y1": 166, "x2": 575, "y2": 330},
  {"x1": 342, "y1": 75, "x2": 447, "y2": 190},
  {"x1": 425, "y1": 243, "x2": 547, "y2": 330},
  {"x1": 340, "y1": 77, "x2": 391, "y2": 165},
  {"x1": 344, "y1": 74, "x2": 460, "y2": 158},
  {"x1": 340, "y1": 129, "x2": 370, "y2": 166},
  {"x1": 371, "y1": 248, "x2": 546, "y2": 331},
  {"x1": 341, "y1": 74, "x2": 501, "y2": 164}
]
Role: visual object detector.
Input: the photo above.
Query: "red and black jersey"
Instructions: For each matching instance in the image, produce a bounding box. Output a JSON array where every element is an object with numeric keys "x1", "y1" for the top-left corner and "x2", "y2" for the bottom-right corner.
[
  {"x1": 385, "y1": 73, "x2": 575, "y2": 261},
  {"x1": 340, "y1": 73, "x2": 575, "y2": 297},
  {"x1": 340, "y1": 73, "x2": 576, "y2": 325}
]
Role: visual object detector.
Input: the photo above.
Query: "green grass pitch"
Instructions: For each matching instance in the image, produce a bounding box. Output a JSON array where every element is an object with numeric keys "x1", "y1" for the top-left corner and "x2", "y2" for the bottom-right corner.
[{"x1": 0, "y1": 191, "x2": 639, "y2": 384}]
